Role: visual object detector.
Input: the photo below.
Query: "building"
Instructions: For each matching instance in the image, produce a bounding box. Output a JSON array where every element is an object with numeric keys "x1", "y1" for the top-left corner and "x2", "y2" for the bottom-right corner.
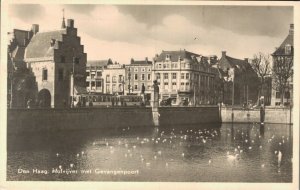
[
  {"x1": 217, "y1": 51, "x2": 259, "y2": 106},
  {"x1": 24, "y1": 17, "x2": 87, "y2": 108},
  {"x1": 152, "y1": 49, "x2": 219, "y2": 105},
  {"x1": 86, "y1": 59, "x2": 112, "y2": 93},
  {"x1": 7, "y1": 26, "x2": 37, "y2": 108},
  {"x1": 102, "y1": 62, "x2": 126, "y2": 95},
  {"x1": 124, "y1": 58, "x2": 152, "y2": 98},
  {"x1": 271, "y1": 24, "x2": 294, "y2": 106}
]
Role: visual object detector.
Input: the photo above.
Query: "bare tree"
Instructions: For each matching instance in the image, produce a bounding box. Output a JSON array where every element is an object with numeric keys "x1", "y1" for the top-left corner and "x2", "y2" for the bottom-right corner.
[
  {"x1": 251, "y1": 52, "x2": 271, "y2": 104},
  {"x1": 272, "y1": 56, "x2": 293, "y2": 105}
]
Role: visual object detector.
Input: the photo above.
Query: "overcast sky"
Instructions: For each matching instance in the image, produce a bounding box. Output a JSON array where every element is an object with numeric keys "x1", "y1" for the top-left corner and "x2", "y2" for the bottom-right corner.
[{"x1": 8, "y1": 4, "x2": 293, "y2": 64}]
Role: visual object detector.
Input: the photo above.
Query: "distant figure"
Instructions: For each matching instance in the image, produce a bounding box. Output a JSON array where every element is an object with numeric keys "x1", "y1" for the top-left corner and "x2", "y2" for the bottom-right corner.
[
  {"x1": 141, "y1": 83, "x2": 145, "y2": 94},
  {"x1": 88, "y1": 100, "x2": 93, "y2": 107},
  {"x1": 260, "y1": 105, "x2": 265, "y2": 124},
  {"x1": 27, "y1": 99, "x2": 33, "y2": 108},
  {"x1": 112, "y1": 97, "x2": 115, "y2": 107}
]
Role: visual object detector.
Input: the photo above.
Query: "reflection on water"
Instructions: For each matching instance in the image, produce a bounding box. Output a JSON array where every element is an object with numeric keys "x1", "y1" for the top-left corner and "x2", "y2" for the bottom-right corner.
[{"x1": 7, "y1": 123, "x2": 292, "y2": 182}]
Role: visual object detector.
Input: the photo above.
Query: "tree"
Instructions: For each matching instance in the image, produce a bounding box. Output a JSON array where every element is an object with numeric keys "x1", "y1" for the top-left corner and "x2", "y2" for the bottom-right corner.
[
  {"x1": 250, "y1": 52, "x2": 271, "y2": 104},
  {"x1": 272, "y1": 56, "x2": 293, "y2": 105}
]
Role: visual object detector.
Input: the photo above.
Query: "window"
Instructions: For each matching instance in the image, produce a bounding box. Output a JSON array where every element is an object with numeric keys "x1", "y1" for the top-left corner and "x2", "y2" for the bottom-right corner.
[
  {"x1": 119, "y1": 84, "x2": 123, "y2": 92},
  {"x1": 147, "y1": 68, "x2": 151, "y2": 72},
  {"x1": 134, "y1": 85, "x2": 138, "y2": 90},
  {"x1": 276, "y1": 91, "x2": 281, "y2": 99},
  {"x1": 141, "y1": 68, "x2": 145, "y2": 72},
  {"x1": 112, "y1": 84, "x2": 117, "y2": 92},
  {"x1": 141, "y1": 74, "x2": 145, "y2": 80},
  {"x1": 96, "y1": 81, "x2": 101, "y2": 87},
  {"x1": 163, "y1": 64, "x2": 167, "y2": 69},
  {"x1": 134, "y1": 74, "x2": 138, "y2": 80},
  {"x1": 119, "y1": 75, "x2": 123, "y2": 82},
  {"x1": 42, "y1": 69, "x2": 48, "y2": 81},
  {"x1": 172, "y1": 82, "x2": 177, "y2": 86},
  {"x1": 186, "y1": 73, "x2": 190, "y2": 79},
  {"x1": 91, "y1": 81, "x2": 95, "y2": 87},
  {"x1": 181, "y1": 73, "x2": 185, "y2": 79},
  {"x1": 112, "y1": 76, "x2": 117, "y2": 83},
  {"x1": 96, "y1": 72, "x2": 101, "y2": 77},
  {"x1": 172, "y1": 73, "x2": 177, "y2": 79},
  {"x1": 285, "y1": 44, "x2": 292, "y2": 55},
  {"x1": 156, "y1": 73, "x2": 161, "y2": 80},
  {"x1": 86, "y1": 71, "x2": 90, "y2": 76},
  {"x1": 134, "y1": 68, "x2": 138, "y2": 72},
  {"x1": 164, "y1": 82, "x2": 169, "y2": 89},
  {"x1": 106, "y1": 75, "x2": 110, "y2": 83},
  {"x1": 164, "y1": 73, "x2": 168, "y2": 79},
  {"x1": 158, "y1": 64, "x2": 162, "y2": 69},
  {"x1": 58, "y1": 68, "x2": 64, "y2": 81},
  {"x1": 86, "y1": 82, "x2": 89, "y2": 87},
  {"x1": 60, "y1": 56, "x2": 65, "y2": 63},
  {"x1": 106, "y1": 84, "x2": 110, "y2": 93},
  {"x1": 91, "y1": 74, "x2": 95, "y2": 79},
  {"x1": 148, "y1": 74, "x2": 151, "y2": 80}
]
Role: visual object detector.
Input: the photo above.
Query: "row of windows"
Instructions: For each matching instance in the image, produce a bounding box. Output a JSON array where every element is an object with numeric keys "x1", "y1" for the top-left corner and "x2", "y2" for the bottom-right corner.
[
  {"x1": 127, "y1": 67, "x2": 152, "y2": 72},
  {"x1": 42, "y1": 68, "x2": 64, "y2": 81},
  {"x1": 128, "y1": 73, "x2": 151, "y2": 81},
  {"x1": 106, "y1": 75, "x2": 124, "y2": 83},
  {"x1": 86, "y1": 81, "x2": 102, "y2": 87},
  {"x1": 86, "y1": 71, "x2": 102, "y2": 78},
  {"x1": 106, "y1": 84, "x2": 124, "y2": 93},
  {"x1": 156, "y1": 73, "x2": 190, "y2": 80}
]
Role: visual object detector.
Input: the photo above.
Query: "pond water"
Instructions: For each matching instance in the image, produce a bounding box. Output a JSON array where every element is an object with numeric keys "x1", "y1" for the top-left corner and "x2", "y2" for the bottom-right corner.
[{"x1": 7, "y1": 123, "x2": 293, "y2": 182}]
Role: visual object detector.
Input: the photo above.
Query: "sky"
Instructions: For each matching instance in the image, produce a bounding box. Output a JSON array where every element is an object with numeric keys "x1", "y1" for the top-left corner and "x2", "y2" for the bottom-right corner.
[{"x1": 7, "y1": 4, "x2": 293, "y2": 64}]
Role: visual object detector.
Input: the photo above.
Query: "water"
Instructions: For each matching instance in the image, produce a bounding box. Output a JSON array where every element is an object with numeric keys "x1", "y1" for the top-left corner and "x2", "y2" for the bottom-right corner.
[{"x1": 7, "y1": 123, "x2": 293, "y2": 182}]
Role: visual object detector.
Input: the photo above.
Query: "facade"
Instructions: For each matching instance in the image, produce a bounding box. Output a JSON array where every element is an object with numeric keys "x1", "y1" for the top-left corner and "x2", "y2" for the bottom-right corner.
[
  {"x1": 102, "y1": 62, "x2": 126, "y2": 95},
  {"x1": 124, "y1": 58, "x2": 152, "y2": 97},
  {"x1": 217, "y1": 51, "x2": 259, "y2": 106},
  {"x1": 7, "y1": 26, "x2": 37, "y2": 108},
  {"x1": 24, "y1": 18, "x2": 87, "y2": 108},
  {"x1": 152, "y1": 50, "x2": 219, "y2": 105},
  {"x1": 86, "y1": 59, "x2": 112, "y2": 93},
  {"x1": 271, "y1": 24, "x2": 294, "y2": 106}
]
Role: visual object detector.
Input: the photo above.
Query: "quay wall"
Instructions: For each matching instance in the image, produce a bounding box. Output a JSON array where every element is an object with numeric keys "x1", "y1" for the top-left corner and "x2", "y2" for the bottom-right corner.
[
  {"x1": 7, "y1": 106, "x2": 220, "y2": 133},
  {"x1": 221, "y1": 107, "x2": 293, "y2": 124}
]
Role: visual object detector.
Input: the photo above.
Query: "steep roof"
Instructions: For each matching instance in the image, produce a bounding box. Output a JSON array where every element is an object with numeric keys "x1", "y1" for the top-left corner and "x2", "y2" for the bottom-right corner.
[
  {"x1": 25, "y1": 29, "x2": 66, "y2": 59},
  {"x1": 155, "y1": 50, "x2": 200, "y2": 62},
  {"x1": 87, "y1": 60, "x2": 112, "y2": 67},
  {"x1": 130, "y1": 60, "x2": 152, "y2": 65},
  {"x1": 272, "y1": 33, "x2": 293, "y2": 56}
]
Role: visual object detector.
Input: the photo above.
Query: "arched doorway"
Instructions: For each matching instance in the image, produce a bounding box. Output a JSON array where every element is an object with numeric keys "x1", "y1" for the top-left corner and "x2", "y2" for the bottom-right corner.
[{"x1": 38, "y1": 89, "x2": 51, "y2": 108}]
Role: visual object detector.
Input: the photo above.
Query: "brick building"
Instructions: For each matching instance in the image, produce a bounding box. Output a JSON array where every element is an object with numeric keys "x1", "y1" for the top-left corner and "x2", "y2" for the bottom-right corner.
[
  {"x1": 217, "y1": 51, "x2": 259, "y2": 106},
  {"x1": 86, "y1": 59, "x2": 112, "y2": 93},
  {"x1": 102, "y1": 62, "x2": 126, "y2": 95},
  {"x1": 271, "y1": 24, "x2": 294, "y2": 106},
  {"x1": 152, "y1": 50, "x2": 219, "y2": 105},
  {"x1": 124, "y1": 58, "x2": 152, "y2": 97},
  {"x1": 24, "y1": 18, "x2": 87, "y2": 108}
]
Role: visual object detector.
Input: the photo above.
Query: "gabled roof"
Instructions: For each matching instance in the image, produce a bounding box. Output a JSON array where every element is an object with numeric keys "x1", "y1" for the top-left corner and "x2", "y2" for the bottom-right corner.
[
  {"x1": 130, "y1": 60, "x2": 152, "y2": 65},
  {"x1": 272, "y1": 33, "x2": 293, "y2": 56},
  {"x1": 155, "y1": 50, "x2": 200, "y2": 62},
  {"x1": 25, "y1": 29, "x2": 66, "y2": 59},
  {"x1": 87, "y1": 59, "x2": 112, "y2": 67}
]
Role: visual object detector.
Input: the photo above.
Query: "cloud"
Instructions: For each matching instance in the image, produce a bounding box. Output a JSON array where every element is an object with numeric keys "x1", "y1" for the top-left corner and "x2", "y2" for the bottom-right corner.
[{"x1": 8, "y1": 4, "x2": 45, "y2": 22}]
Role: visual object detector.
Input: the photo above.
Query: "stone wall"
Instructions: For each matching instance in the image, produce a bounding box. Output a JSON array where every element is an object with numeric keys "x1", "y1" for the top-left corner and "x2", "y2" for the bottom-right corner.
[
  {"x1": 7, "y1": 106, "x2": 220, "y2": 134},
  {"x1": 221, "y1": 107, "x2": 293, "y2": 124}
]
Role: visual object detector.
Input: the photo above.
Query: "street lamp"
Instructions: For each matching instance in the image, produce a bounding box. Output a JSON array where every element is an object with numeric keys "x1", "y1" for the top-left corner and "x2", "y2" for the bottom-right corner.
[{"x1": 9, "y1": 52, "x2": 14, "y2": 108}]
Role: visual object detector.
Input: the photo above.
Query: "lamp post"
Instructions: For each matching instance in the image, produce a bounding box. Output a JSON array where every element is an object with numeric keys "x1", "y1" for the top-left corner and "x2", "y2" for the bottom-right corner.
[
  {"x1": 71, "y1": 57, "x2": 75, "y2": 108},
  {"x1": 9, "y1": 52, "x2": 14, "y2": 108},
  {"x1": 128, "y1": 68, "x2": 131, "y2": 94}
]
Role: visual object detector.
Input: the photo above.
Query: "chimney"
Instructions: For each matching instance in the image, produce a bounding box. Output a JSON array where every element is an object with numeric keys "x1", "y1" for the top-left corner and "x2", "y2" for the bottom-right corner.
[
  {"x1": 130, "y1": 58, "x2": 134, "y2": 64},
  {"x1": 67, "y1": 19, "x2": 74, "y2": 28},
  {"x1": 31, "y1": 24, "x2": 39, "y2": 35},
  {"x1": 222, "y1": 51, "x2": 226, "y2": 57},
  {"x1": 289, "y1": 23, "x2": 294, "y2": 35},
  {"x1": 244, "y1": 58, "x2": 248, "y2": 63},
  {"x1": 145, "y1": 57, "x2": 148, "y2": 63}
]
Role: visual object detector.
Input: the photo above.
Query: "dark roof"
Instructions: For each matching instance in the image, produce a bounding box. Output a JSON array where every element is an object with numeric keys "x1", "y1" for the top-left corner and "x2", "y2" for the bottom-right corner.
[
  {"x1": 12, "y1": 46, "x2": 26, "y2": 61},
  {"x1": 87, "y1": 59, "x2": 112, "y2": 67},
  {"x1": 13, "y1": 29, "x2": 32, "y2": 47},
  {"x1": 272, "y1": 33, "x2": 293, "y2": 56},
  {"x1": 155, "y1": 50, "x2": 200, "y2": 62},
  {"x1": 25, "y1": 29, "x2": 66, "y2": 58},
  {"x1": 130, "y1": 60, "x2": 152, "y2": 65}
]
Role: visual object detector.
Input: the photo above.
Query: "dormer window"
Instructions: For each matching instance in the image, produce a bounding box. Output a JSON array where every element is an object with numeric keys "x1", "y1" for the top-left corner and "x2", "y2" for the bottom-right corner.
[
  {"x1": 285, "y1": 44, "x2": 292, "y2": 55},
  {"x1": 166, "y1": 54, "x2": 171, "y2": 61}
]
